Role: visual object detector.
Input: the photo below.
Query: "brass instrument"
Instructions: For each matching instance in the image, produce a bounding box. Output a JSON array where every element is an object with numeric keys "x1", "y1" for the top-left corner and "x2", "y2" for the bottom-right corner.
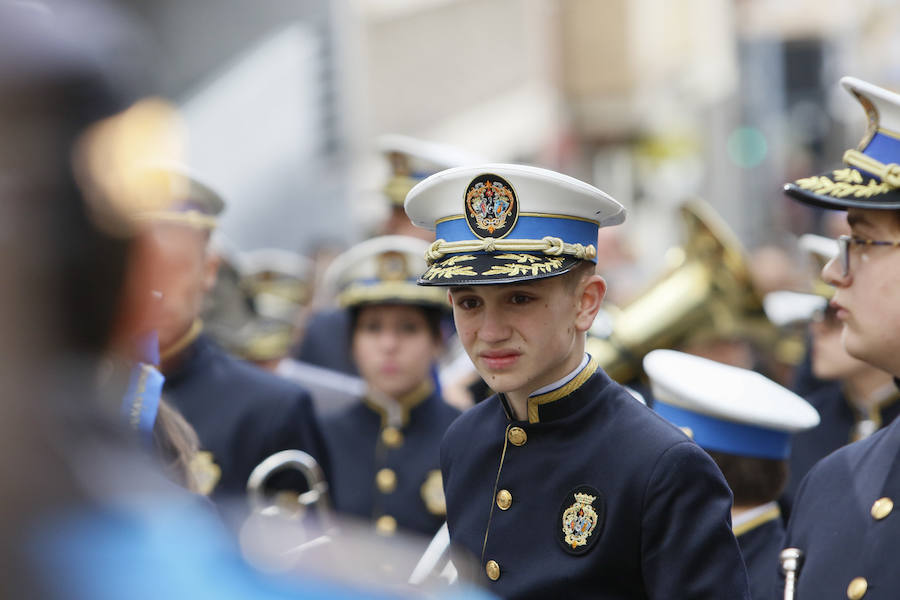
[
  {"x1": 586, "y1": 198, "x2": 782, "y2": 383},
  {"x1": 780, "y1": 547, "x2": 803, "y2": 600},
  {"x1": 241, "y1": 450, "x2": 333, "y2": 570},
  {"x1": 246, "y1": 449, "x2": 331, "y2": 516}
]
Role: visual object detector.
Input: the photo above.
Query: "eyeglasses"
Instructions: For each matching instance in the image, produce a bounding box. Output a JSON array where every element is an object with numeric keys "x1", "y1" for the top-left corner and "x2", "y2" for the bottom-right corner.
[{"x1": 837, "y1": 235, "x2": 900, "y2": 277}]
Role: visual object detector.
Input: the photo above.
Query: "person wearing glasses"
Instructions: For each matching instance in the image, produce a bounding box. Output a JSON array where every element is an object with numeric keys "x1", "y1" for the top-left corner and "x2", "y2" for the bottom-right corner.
[
  {"x1": 765, "y1": 235, "x2": 899, "y2": 517},
  {"x1": 779, "y1": 76, "x2": 900, "y2": 599}
]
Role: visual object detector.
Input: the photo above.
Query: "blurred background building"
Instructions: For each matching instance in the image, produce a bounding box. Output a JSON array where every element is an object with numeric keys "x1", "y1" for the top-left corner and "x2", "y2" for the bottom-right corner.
[{"x1": 119, "y1": 0, "x2": 900, "y2": 299}]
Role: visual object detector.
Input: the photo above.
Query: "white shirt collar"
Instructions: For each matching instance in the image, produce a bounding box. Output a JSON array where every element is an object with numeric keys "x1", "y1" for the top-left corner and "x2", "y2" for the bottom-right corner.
[{"x1": 529, "y1": 353, "x2": 590, "y2": 397}]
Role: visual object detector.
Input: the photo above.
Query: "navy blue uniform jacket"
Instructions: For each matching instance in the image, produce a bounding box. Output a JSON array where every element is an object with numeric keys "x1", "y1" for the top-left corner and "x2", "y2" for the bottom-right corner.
[
  {"x1": 164, "y1": 334, "x2": 329, "y2": 500},
  {"x1": 734, "y1": 506, "x2": 784, "y2": 600},
  {"x1": 783, "y1": 414, "x2": 900, "y2": 599},
  {"x1": 321, "y1": 388, "x2": 460, "y2": 536},
  {"x1": 782, "y1": 382, "x2": 900, "y2": 517},
  {"x1": 441, "y1": 362, "x2": 750, "y2": 599}
]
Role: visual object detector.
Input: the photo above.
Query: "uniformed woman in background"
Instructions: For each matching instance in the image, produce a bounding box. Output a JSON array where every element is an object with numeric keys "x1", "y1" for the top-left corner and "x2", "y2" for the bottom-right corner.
[{"x1": 318, "y1": 235, "x2": 461, "y2": 540}]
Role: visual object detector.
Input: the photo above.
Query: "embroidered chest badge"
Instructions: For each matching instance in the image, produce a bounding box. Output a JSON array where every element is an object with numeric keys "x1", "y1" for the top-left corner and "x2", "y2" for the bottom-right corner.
[
  {"x1": 464, "y1": 173, "x2": 518, "y2": 239},
  {"x1": 558, "y1": 485, "x2": 605, "y2": 555}
]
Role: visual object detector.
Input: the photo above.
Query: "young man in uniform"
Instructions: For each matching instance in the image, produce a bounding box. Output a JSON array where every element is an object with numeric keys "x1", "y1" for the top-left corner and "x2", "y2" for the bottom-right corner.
[
  {"x1": 405, "y1": 164, "x2": 750, "y2": 598},
  {"x1": 780, "y1": 76, "x2": 900, "y2": 599}
]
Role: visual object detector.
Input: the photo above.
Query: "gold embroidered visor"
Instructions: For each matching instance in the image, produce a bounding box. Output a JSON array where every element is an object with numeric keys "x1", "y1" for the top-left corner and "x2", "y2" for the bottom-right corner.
[{"x1": 784, "y1": 77, "x2": 900, "y2": 210}]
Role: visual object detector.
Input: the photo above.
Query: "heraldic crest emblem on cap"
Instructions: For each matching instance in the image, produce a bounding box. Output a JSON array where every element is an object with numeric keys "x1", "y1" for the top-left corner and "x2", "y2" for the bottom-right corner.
[
  {"x1": 558, "y1": 485, "x2": 605, "y2": 554},
  {"x1": 464, "y1": 174, "x2": 518, "y2": 239}
]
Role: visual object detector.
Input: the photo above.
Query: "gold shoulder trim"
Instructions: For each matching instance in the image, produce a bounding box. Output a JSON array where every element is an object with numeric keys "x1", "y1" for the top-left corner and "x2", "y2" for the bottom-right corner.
[
  {"x1": 527, "y1": 356, "x2": 600, "y2": 424},
  {"x1": 364, "y1": 381, "x2": 434, "y2": 427},
  {"x1": 733, "y1": 505, "x2": 781, "y2": 537}
]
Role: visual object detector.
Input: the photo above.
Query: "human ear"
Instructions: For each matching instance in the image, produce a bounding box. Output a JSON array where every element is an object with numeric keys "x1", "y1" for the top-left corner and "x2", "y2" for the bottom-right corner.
[{"x1": 574, "y1": 274, "x2": 606, "y2": 333}]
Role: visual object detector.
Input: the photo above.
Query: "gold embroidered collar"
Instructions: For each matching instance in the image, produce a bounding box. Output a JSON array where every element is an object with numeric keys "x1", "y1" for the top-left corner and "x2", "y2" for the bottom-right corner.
[
  {"x1": 160, "y1": 319, "x2": 203, "y2": 363},
  {"x1": 525, "y1": 356, "x2": 600, "y2": 424},
  {"x1": 364, "y1": 380, "x2": 434, "y2": 427},
  {"x1": 732, "y1": 502, "x2": 781, "y2": 538}
]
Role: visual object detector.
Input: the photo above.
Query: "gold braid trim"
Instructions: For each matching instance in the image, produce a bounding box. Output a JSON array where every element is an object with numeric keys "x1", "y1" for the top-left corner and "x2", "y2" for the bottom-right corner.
[
  {"x1": 424, "y1": 237, "x2": 596, "y2": 266},
  {"x1": 843, "y1": 149, "x2": 900, "y2": 188}
]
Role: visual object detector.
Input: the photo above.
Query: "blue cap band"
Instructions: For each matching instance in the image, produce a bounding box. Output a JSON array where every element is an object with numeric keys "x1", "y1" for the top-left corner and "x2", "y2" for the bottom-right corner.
[
  {"x1": 654, "y1": 401, "x2": 791, "y2": 460},
  {"x1": 435, "y1": 214, "x2": 599, "y2": 262},
  {"x1": 861, "y1": 131, "x2": 900, "y2": 177}
]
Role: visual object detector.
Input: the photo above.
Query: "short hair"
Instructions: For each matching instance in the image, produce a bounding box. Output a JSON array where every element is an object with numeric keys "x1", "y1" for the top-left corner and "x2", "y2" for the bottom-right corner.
[
  {"x1": 562, "y1": 260, "x2": 597, "y2": 292},
  {"x1": 706, "y1": 450, "x2": 789, "y2": 506}
]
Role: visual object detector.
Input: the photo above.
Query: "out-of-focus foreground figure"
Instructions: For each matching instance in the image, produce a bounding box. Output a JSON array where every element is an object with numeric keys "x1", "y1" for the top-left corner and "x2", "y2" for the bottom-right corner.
[{"x1": 0, "y1": 3, "x2": 487, "y2": 599}]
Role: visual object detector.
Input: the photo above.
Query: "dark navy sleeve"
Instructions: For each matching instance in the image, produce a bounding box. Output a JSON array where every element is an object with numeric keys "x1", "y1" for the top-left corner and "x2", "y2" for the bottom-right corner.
[
  {"x1": 641, "y1": 441, "x2": 750, "y2": 599},
  {"x1": 259, "y1": 387, "x2": 332, "y2": 484}
]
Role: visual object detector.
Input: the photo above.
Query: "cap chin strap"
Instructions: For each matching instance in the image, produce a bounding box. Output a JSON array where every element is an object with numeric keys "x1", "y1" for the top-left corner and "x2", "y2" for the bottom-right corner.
[
  {"x1": 843, "y1": 149, "x2": 900, "y2": 188},
  {"x1": 425, "y1": 236, "x2": 596, "y2": 265}
]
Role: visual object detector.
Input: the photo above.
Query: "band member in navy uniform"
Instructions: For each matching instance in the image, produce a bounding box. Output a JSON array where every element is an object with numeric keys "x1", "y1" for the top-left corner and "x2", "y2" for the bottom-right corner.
[
  {"x1": 780, "y1": 76, "x2": 900, "y2": 599},
  {"x1": 318, "y1": 235, "x2": 461, "y2": 538},
  {"x1": 644, "y1": 350, "x2": 819, "y2": 600},
  {"x1": 293, "y1": 136, "x2": 483, "y2": 376},
  {"x1": 405, "y1": 164, "x2": 750, "y2": 598},
  {"x1": 765, "y1": 236, "x2": 900, "y2": 517},
  {"x1": 140, "y1": 165, "x2": 328, "y2": 502}
]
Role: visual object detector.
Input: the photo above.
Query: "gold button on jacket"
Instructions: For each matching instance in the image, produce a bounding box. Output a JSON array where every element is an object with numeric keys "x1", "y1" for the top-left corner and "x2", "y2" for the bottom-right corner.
[
  {"x1": 508, "y1": 427, "x2": 527, "y2": 446},
  {"x1": 871, "y1": 497, "x2": 893, "y2": 520},
  {"x1": 375, "y1": 515, "x2": 397, "y2": 535},
  {"x1": 376, "y1": 468, "x2": 397, "y2": 493},
  {"x1": 381, "y1": 427, "x2": 404, "y2": 448},
  {"x1": 847, "y1": 576, "x2": 868, "y2": 600},
  {"x1": 485, "y1": 560, "x2": 500, "y2": 581},
  {"x1": 497, "y1": 489, "x2": 512, "y2": 510}
]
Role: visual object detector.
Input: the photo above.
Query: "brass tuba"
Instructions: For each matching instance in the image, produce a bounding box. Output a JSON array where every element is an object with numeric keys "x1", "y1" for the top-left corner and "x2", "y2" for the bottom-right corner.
[{"x1": 587, "y1": 198, "x2": 782, "y2": 383}]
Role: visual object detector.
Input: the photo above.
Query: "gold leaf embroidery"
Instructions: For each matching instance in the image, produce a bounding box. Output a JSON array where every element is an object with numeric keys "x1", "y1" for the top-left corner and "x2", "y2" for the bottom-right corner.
[
  {"x1": 439, "y1": 254, "x2": 476, "y2": 266},
  {"x1": 795, "y1": 169, "x2": 892, "y2": 198},
  {"x1": 482, "y1": 256, "x2": 564, "y2": 277},
  {"x1": 423, "y1": 263, "x2": 478, "y2": 280}
]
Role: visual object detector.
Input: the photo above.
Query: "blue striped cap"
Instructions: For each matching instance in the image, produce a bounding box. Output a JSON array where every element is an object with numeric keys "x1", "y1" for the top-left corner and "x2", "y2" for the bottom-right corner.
[
  {"x1": 405, "y1": 164, "x2": 625, "y2": 286},
  {"x1": 644, "y1": 350, "x2": 820, "y2": 460}
]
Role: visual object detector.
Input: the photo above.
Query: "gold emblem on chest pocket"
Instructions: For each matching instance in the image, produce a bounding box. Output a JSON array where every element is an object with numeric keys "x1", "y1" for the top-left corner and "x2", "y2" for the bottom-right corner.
[{"x1": 562, "y1": 492, "x2": 599, "y2": 549}]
